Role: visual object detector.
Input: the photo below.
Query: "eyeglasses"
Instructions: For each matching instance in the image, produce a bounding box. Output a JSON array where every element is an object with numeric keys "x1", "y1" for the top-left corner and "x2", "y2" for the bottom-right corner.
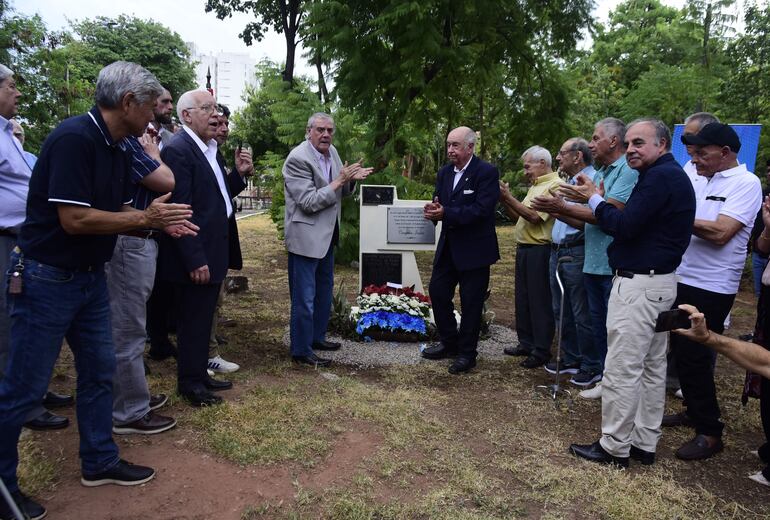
[{"x1": 188, "y1": 104, "x2": 217, "y2": 115}]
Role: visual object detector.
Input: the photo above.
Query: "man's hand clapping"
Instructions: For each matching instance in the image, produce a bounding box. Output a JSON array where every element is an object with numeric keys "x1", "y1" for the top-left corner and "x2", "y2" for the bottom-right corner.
[
  {"x1": 235, "y1": 147, "x2": 254, "y2": 177},
  {"x1": 556, "y1": 173, "x2": 604, "y2": 203},
  {"x1": 423, "y1": 196, "x2": 444, "y2": 221},
  {"x1": 144, "y1": 192, "x2": 195, "y2": 231}
]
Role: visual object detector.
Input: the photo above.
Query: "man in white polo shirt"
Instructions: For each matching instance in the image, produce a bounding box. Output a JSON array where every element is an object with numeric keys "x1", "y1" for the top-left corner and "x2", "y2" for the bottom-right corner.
[{"x1": 665, "y1": 123, "x2": 762, "y2": 460}]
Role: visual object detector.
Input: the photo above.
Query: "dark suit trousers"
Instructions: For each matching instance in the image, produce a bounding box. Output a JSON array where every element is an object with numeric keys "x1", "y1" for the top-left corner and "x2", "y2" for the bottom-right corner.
[
  {"x1": 173, "y1": 282, "x2": 222, "y2": 393},
  {"x1": 514, "y1": 244, "x2": 554, "y2": 360},
  {"x1": 671, "y1": 283, "x2": 735, "y2": 438},
  {"x1": 429, "y1": 241, "x2": 490, "y2": 359}
]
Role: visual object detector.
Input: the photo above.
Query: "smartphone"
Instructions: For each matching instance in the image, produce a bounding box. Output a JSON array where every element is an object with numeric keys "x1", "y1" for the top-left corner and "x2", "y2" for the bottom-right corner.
[{"x1": 655, "y1": 309, "x2": 691, "y2": 332}]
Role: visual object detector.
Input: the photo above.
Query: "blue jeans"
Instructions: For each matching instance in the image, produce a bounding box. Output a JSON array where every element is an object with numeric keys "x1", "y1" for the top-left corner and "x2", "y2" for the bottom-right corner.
[
  {"x1": 288, "y1": 245, "x2": 334, "y2": 357},
  {"x1": 549, "y1": 246, "x2": 595, "y2": 371},
  {"x1": 583, "y1": 273, "x2": 613, "y2": 374},
  {"x1": 753, "y1": 253, "x2": 769, "y2": 297},
  {"x1": 0, "y1": 253, "x2": 119, "y2": 492}
]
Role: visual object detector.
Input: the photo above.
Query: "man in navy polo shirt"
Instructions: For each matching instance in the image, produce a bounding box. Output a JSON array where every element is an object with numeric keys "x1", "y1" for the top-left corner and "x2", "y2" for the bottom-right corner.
[
  {"x1": 562, "y1": 118, "x2": 696, "y2": 468},
  {"x1": 0, "y1": 61, "x2": 195, "y2": 520}
]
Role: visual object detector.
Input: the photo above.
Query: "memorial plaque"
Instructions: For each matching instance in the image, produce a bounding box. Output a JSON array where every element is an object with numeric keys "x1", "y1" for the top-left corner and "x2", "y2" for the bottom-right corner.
[
  {"x1": 361, "y1": 253, "x2": 402, "y2": 288},
  {"x1": 387, "y1": 207, "x2": 435, "y2": 244},
  {"x1": 362, "y1": 186, "x2": 395, "y2": 206}
]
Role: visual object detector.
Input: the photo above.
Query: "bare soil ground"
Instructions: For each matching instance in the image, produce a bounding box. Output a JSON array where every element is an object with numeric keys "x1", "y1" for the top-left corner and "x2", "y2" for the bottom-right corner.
[{"x1": 17, "y1": 215, "x2": 770, "y2": 519}]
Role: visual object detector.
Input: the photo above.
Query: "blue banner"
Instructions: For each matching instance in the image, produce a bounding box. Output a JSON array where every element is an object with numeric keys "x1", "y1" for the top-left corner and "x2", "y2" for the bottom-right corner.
[{"x1": 672, "y1": 124, "x2": 762, "y2": 173}]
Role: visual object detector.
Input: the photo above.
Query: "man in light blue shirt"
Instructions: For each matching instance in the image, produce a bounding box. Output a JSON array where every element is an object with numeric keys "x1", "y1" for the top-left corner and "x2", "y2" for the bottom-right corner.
[
  {"x1": 0, "y1": 64, "x2": 70, "y2": 441},
  {"x1": 534, "y1": 119, "x2": 638, "y2": 396},
  {"x1": 532, "y1": 138, "x2": 598, "y2": 385}
]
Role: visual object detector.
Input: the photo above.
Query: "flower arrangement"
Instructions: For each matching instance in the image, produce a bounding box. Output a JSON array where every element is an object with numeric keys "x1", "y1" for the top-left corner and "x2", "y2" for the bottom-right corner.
[{"x1": 350, "y1": 284, "x2": 432, "y2": 341}]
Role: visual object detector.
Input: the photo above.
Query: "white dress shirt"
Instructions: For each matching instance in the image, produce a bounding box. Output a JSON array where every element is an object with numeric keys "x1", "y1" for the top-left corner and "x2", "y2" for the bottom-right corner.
[{"x1": 183, "y1": 125, "x2": 233, "y2": 217}]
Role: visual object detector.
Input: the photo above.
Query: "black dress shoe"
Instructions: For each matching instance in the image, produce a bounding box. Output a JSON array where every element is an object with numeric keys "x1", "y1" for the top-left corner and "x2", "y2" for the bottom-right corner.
[
  {"x1": 179, "y1": 388, "x2": 222, "y2": 407},
  {"x1": 503, "y1": 345, "x2": 530, "y2": 356},
  {"x1": 0, "y1": 489, "x2": 46, "y2": 520},
  {"x1": 421, "y1": 343, "x2": 458, "y2": 360},
  {"x1": 147, "y1": 341, "x2": 178, "y2": 361},
  {"x1": 24, "y1": 410, "x2": 69, "y2": 431},
  {"x1": 662, "y1": 411, "x2": 694, "y2": 428},
  {"x1": 520, "y1": 355, "x2": 547, "y2": 369},
  {"x1": 292, "y1": 353, "x2": 332, "y2": 367},
  {"x1": 569, "y1": 440, "x2": 629, "y2": 468},
  {"x1": 630, "y1": 445, "x2": 655, "y2": 465},
  {"x1": 42, "y1": 390, "x2": 74, "y2": 409},
  {"x1": 312, "y1": 340, "x2": 341, "y2": 351},
  {"x1": 203, "y1": 375, "x2": 233, "y2": 391},
  {"x1": 448, "y1": 357, "x2": 476, "y2": 374}
]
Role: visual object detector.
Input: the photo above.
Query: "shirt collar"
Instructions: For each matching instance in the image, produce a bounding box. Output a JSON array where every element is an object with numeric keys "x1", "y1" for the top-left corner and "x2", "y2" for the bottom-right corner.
[
  {"x1": 0, "y1": 115, "x2": 10, "y2": 133},
  {"x1": 602, "y1": 154, "x2": 627, "y2": 173},
  {"x1": 534, "y1": 171, "x2": 559, "y2": 185},
  {"x1": 454, "y1": 155, "x2": 474, "y2": 174},
  {"x1": 87, "y1": 106, "x2": 118, "y2": 147},
  {"x1": 711, "y1": 163, "x2": 748, "y2": 179},
  {"x1": 183, "y1": 125, "x2": 217, "y2": 154}
]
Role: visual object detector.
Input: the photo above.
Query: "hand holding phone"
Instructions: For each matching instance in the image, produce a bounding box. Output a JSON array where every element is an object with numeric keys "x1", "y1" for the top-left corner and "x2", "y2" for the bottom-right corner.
[{"x1": 655, "y1": 309, "x2": 691, "y2": 332}]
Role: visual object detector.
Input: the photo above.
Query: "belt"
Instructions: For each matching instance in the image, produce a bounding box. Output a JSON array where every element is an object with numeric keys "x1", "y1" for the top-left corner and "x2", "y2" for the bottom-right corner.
[
  {"x1": 615, "y1": 269, "x2": 673, "y2": 279},
  {"x1": 551, "y1": 240, "x2": 584, "y2": 251},
  {"x1": 0, "y1": 228, "x2": 17, "y2": 238},
  {"x1": 120, "y1": 229, "x2": 159, "y2": 240},
  {"x1": 517, "y1": 243, "x2": 550, "y2": 249}
]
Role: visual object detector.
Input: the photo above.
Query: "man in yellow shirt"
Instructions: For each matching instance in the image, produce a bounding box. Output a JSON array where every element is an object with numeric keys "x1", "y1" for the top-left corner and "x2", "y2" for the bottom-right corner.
[{"x1": 499, "y1": 146, "x2": 562, "y2": 368}]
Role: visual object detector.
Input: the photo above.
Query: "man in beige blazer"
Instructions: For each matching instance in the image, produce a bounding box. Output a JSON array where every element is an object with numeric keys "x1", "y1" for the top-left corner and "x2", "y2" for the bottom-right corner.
[{"x1": 283, "y1": 112, "x2": 371, "y2": 366}]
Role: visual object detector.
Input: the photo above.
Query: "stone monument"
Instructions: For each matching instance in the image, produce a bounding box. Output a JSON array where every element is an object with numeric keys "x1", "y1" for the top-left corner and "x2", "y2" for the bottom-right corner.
[{"x1": 358, "y1": 185, "x2": 440, "y2": 293}]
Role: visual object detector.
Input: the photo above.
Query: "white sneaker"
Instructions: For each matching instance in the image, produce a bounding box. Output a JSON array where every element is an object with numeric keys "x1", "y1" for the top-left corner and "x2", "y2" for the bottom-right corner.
[
  {"x1": 674, "y1": 388, "x2": 684, "y2": 399},
  {"x1": 579, "y1": 382, "x2": 602, "y2": 399},
  {"x1": 749, "y1": 471, "x2": 770, "y2": 487},
  {"x1": 208, "y1": 355, "x2": 240, "y2": 373},
  {"x1": 207, "y1": 369, "x2": 215, "y2": 377}
]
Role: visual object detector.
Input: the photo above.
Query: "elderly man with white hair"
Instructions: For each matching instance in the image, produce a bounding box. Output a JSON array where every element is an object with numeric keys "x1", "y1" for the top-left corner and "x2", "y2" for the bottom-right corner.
[
  {"x1": 499, "y1": 145, "x2": 562, "y2": 368},
  {"x1": 156, "y1": 89, "x2": 252, "y2": 407}
]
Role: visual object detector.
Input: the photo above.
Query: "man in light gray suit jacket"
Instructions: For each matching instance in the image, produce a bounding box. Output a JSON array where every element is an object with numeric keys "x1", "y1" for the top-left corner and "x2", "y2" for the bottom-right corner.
[{"x1": 283, "y1": 112, "x2": 372, "y2": 366}]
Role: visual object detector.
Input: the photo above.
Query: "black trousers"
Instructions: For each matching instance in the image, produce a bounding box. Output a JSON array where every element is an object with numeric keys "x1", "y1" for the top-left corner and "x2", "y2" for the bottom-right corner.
[
  {"x1": 760, "y1": 376, "x2": 770, "y2": 479},
  {"x1": 514, "y1": 244, "x2": 554, "y2": 360},
  {"x1": 173, "y1": 282, "x2": 222, "y2": 393},
  {"x1": 428, "y1": 242, "x2": 490, "y2": 359},
  {"x1": 671, "y1": 283, "x2": 735, "y2": 438}
]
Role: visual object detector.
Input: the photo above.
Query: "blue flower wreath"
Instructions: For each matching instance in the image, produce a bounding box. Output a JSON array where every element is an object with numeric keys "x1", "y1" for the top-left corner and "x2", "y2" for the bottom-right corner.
[{"x1": 355, "y1": 310, "x2": 427, "y2": 336}]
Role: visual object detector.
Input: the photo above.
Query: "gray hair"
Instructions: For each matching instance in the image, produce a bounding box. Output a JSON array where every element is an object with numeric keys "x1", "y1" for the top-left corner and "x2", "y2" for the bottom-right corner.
[
  {"x1": 522, "y1": 145, "x2": 552, "y2": 168},
  {"x1": 567, "y1": 137, "x2": 593, "y2": 166},
  {"x1": 596, "y1": 117, "x2": 626, "y2": 146},
  {"x1": 684, "y1": 112, "x2": 720, "y2": 131},
  {"x1": 176, "y1": 90, "x2": 201, "y2": 121},
  {"x1": 307, "y1": 112, "x2": 334, "y2": 130},
  {"x1": 95, "y1": 61, "x2": 163, "y2": 109},
  {"x1": 0, "y1": 64, "x2": 13, "y2": 84},
  {"x1": 628, "y1": 118, "x2": 672, "y2": 151}
]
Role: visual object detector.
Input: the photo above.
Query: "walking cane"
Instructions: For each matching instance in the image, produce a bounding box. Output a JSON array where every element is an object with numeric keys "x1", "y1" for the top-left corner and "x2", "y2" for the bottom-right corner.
[
  {"x1": 536, "y1": 255, "x2": 573, "y2": 408},
  {"x1": 0, "y1": 477, "x2": 25, "y2": 520}
]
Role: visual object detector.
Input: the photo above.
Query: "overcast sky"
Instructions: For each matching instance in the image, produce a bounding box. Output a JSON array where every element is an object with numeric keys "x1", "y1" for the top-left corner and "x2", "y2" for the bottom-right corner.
[{"x1": 18, "y1": 0, "x2": 731, "y2": 80}]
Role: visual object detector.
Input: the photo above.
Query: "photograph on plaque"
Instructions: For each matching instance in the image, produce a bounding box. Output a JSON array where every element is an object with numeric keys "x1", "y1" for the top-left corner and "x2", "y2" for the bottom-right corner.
[
  {"x1": 386, "y1": 207, "x2": 435, "y2": 244},
  {"x1": 361, "y1": 253, "x2": 402, "y2": 288},
  {"x1": 361, "y1": 186, "x2": 395, "y2": 206}
]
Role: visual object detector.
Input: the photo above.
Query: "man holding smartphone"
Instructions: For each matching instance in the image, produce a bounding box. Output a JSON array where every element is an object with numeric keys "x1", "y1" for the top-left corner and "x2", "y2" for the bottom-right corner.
[
  {"x1": 664, "y1": 123, "x2": 762, "y2": 460},
  {"x1": 560, "y1": 119, "x2": 695, "y2": 468}
]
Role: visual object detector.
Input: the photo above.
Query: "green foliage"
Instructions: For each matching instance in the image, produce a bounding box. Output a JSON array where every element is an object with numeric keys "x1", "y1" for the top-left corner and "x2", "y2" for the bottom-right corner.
[
  {"x1": 3, "y1": 7, "x2": 195, "y2": 154},
  {"x1": 304, "y1": 0, "x2": 594, "y2": 170}
]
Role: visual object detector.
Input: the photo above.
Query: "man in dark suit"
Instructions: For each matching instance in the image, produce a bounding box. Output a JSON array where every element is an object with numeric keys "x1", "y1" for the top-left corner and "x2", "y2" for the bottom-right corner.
[
  {"x1": 158, "y1": 90, "x2": 250, "y2": 407},
  {"x1": 421, "y1": 126, "x2": 500, "y2": 374}
]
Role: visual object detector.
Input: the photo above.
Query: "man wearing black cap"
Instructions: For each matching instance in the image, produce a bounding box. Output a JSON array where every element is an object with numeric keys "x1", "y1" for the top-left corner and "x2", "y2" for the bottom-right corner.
[{"x1": 664, "y1": 122, "x2": 762, "y2": 460}]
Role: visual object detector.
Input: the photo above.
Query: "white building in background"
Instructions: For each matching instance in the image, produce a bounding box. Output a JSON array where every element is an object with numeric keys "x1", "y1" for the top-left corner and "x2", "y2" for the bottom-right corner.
[{"x1": 187, "y1": 43, "x2": 257, "y2": 113}]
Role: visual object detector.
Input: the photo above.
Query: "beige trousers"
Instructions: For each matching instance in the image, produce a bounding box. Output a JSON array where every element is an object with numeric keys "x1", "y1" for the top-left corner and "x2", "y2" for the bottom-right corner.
[{"x1": 600, "y1": 273, "x2": 677, "y2": 457}]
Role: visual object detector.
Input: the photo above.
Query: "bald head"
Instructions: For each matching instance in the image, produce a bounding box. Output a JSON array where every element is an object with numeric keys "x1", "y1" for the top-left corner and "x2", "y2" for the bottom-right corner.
[{"x1": 446, "y1": 126, "x2": 476, "y2": 168}]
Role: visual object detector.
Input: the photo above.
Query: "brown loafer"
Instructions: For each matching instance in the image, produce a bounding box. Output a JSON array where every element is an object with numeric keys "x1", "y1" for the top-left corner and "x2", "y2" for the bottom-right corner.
[{"x1": 675, "y1": 434, "x2": 723, "y2": 460}]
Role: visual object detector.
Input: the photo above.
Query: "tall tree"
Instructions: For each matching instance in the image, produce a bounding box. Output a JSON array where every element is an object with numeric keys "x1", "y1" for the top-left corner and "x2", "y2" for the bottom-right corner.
[
  {"x1": 305, "y1": 0, "x2": 594, "y2": 169},
  {"x1": 204, "y1": 0, "x2": 305, "y2": 86}
]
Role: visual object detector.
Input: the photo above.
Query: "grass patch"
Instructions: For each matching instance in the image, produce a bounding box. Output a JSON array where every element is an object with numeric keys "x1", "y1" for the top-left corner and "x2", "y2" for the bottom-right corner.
[{"x1": 17, "y1": 435, "x2": 59, "y2": 496}]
